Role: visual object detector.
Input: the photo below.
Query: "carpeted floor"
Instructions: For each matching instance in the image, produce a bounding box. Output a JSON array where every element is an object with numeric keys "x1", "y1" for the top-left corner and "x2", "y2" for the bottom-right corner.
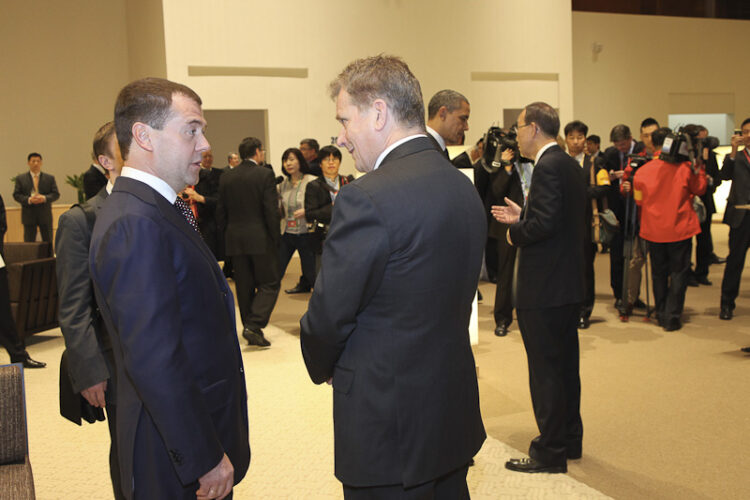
[{"x1": 4, "y1": 222, "x2": 748, "y2": 499}]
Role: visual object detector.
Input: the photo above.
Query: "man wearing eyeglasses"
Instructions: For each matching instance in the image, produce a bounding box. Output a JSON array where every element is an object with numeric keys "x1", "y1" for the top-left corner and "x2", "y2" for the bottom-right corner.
[{"x1": 493, "y1": 102, "x2": 586, "y2": 474}]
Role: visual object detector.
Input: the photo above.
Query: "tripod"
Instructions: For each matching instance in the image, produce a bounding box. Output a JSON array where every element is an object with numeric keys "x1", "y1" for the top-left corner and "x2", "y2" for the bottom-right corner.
[{"x1": 620, "y1": 193, "x2": 652, "y2": 321}]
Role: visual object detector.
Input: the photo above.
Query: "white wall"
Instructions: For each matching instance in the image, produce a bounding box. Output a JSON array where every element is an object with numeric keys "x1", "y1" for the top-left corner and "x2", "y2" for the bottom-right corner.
[{"x1": 161, "y1": 0, "x2": 574, "y2": 176}]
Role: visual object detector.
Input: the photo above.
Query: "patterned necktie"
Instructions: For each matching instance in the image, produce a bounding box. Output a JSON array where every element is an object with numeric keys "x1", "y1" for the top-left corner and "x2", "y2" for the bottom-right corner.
[{"x1": 175, "y1": 197, "x2": 200, "y2": 233}]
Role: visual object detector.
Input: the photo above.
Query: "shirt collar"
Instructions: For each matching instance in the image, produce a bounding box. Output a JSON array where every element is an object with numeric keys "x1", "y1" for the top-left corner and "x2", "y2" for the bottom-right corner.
[
  {"x1": 374, "y1": 134, "x2": 428, "y2": 170},
  {"x1": 535, "y1": 141, "x2": 557, "y2": 164},
  {"x1": 106, "y1": 180, "x2": 114, "y2": 194},
  {"x1": 573, "y1": 152, "x2": 585, "y2": 166},
  {"x1": 425, "y1": 126, "x2": 446, "y2": 151},
  {"x1": 120, "y1": 166, "x2": 177, "y2": 204}
]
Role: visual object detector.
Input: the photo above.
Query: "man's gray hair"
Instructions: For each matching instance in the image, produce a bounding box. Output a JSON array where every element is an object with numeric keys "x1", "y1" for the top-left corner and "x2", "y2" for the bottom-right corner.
[
  {"x1": 427, "y1": 90, "x2": 469, "y2": 119},
  {"x1": 329, "y1": 54, "x2": 425, "y2": 129}
]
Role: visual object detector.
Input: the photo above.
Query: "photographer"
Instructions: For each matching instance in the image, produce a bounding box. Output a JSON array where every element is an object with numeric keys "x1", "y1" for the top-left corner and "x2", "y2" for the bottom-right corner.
[
  {"x1": 632, "y1": 126, "x2": 706, "y2": 331},
  {"x1": 483, "y1": 126, "x2": 532, "y2": 336},
  {"x1": 719, "y1": 118, "x2": 750, "y2": 322}
]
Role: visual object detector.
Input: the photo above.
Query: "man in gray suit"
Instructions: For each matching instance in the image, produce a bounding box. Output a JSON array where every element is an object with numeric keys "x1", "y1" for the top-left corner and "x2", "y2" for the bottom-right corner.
[
  {"x1": 13, "y1": 152, "x2": 60, "y2": 242},
  {"x1": 55, "y1": 121, "x2": 125, "y2": 499},
  {"x1": 301, "y1": 55, "x2": 486, "y2": 498},
  {"x1": 217, "y1": 137, "x2": 280, "y2": 347}
]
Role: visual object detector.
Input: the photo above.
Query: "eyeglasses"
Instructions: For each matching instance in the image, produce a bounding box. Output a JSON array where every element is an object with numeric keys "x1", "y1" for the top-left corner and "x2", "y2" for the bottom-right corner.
[{"x1": 516, "y1": 123, "x2": 532, "y2": 130}]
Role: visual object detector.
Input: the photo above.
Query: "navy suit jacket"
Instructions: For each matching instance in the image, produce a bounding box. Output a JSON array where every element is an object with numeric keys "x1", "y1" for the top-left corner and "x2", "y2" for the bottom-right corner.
[
  {"x1": 720, "y1": 149, "x2": 750, "y2": 228},
  {"x1": 509, "y1": 145, "x2": 586, "y2": 309},
  {"x1": 301, "y1": 136, "x2": 486, "y2": 488},
  {"x1": 89, "y1": 177, "x2": 249, "y2": 497}
]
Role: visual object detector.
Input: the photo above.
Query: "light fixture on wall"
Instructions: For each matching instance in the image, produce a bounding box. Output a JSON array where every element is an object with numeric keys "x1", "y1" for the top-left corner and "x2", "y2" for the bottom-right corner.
[{"x1": 592, "y1": 42, "x2": 603, "y2": 62}]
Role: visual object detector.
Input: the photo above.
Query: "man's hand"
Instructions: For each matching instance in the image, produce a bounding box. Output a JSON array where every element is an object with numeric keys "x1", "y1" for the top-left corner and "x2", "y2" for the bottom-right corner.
[
  {"x1": 609, "y1": 170, "x2": 624, "y2": 181},
  {"x1": 80, "y1": 381, "x2": 107, "y2": 407},
  {"x1": 730, "y1": 134, "x2": 743, "y2": 158},
  {"x1": 29, "y1": 193, "x2": 46, "y2": 204},
  {"x1": 183, "y1": 187, "x2": 206, "y2": 204},
  {"x1": 491, "y1": 197, "x2": 522, "y2": 224},
  {"x1": 293, "y1": 208, "x2": 305, "y2": 219},
  {"x1": 622, "y1": 180, "x2": 631, "y2": 193},
  {"x1": 196, "y1": 454, "x2": 234, "y2": 500},
  {"x1": 501, "y1": 149, "x2": 515, "y2": 172}
]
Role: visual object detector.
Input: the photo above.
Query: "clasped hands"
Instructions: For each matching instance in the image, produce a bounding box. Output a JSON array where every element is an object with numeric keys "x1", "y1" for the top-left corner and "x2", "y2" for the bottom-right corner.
[{"x1": 28, "y1": 193, "x2": 46, "y2": 204}]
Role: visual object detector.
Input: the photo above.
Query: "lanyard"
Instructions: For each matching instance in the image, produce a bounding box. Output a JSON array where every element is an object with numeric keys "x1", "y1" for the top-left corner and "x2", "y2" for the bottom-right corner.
[{"x1": 286, "y1": 179, "x2": 303, "y2": 217}]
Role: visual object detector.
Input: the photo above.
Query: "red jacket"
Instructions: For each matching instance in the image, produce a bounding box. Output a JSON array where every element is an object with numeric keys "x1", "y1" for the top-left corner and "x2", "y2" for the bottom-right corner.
[{"x1": 633, "y1": 158, "x2": 706, "y2": 243}]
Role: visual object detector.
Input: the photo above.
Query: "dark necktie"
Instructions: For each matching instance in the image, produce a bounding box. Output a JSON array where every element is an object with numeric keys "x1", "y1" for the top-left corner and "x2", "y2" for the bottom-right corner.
[{"x1": 175, "y1": 197, "x2": 200, "y2": 233}]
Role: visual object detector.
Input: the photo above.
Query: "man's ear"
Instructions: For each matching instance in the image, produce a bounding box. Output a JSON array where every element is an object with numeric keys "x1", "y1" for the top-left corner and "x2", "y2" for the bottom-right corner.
[
  {"x1": 438, "y1": 106, "x2": 448, "y2": 121},
  {"x1": 97, "y1": 155, "x2": 114, "y2": 176},
  {"x1": 131, "y1": 122, "x2": 154, "y2": 152},
  {"x1": 372, "y1": 99, "x2": 388, "y2": 131}
]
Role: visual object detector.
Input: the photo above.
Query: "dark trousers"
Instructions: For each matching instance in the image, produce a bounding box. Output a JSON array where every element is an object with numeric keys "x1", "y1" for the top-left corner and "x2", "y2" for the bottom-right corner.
[
  {"x1": 0, "y1": 267, "x2": 27, "y2": 361},
  {"x1": 23, "y1": 223, "x2": 52, "y2": 243},
  {"x1": 648, "y1": 238, "x2": 692, "y2": 324},
  {"x1": 493, "y1": 235, "x2": 517, "y2": 327},
  {"x1": 102, "y1": 349, "x2": 125, "y2": 500},
  {"x1": 581, "y1": 241, "x2": 597, "y2": 320},
  {"x1": 721, "y1": 215, "x2": 750, "y2": 310},
  {"x1": 485, "y1": 236, "x2": 498, "y2": 282},
  {"x1": 609, "y1": 230, "x2": 624, "y2": 300},
  {"x1": 517, "y1": 303, "x2": 583, "y2": 465},
  {"x1": 694, "y1": 218, "x2": 713, "y2": 279},
  {"x1": 279, "y1": 232, "x2": 317, "y2": 289},
  {"x1": 232, "y1": 252, "x2": 280, "y2": 331},
  {"x1": 343, "y1": 464, "x2": 469, "y2": 500}
]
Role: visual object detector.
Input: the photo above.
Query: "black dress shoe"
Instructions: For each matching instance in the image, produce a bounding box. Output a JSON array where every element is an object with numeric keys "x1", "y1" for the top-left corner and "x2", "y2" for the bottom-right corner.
[
  {"x1": 614, "y1": 298, "x2": 623, "y2": 310},
  {"x1": 719, "y1": 307, "x2": 733, "y2": 320},
  {"x1": 242, "y1": 328, "x2": 271, "y2": 347},
  {"x1": 663, "y1": 318, "x2": 682, "y2": 332},
  {"x1": 505, "y1": 457, "x2": 566, "y2": 474},
  {"x1": 494, "y1": 325, "x2": 508, "y2": 337},
  {"x1": 710, "y1": 254, "x2": 726, "y2": 264},
  {"x1": 578, "y1": 316, "x2": 590, "y2": 329},
  {"x1": 567, "y1": 449, "x2": 582, "y2": 460},
  {"x1": 477, "y1": 289, "x2": 483, "y2": 302},
  {"x1": 633, "y1": 298, "x2": 647, "y2": 309},
  {"x1": 696, "y1": 276, "x2": 712, "y2": 286},
  {"x1": 687, "y1": 275, "x2": 699, "y2": 287},
  {"x1": 18, "y1": 357, "x2": 46, "y2": 368},
  {"x1": 285, "y1": 284, "x2": 311, "y2": 294},
  {"x1": 741, "y1": 346, "x2": 750, "y2": 353}
]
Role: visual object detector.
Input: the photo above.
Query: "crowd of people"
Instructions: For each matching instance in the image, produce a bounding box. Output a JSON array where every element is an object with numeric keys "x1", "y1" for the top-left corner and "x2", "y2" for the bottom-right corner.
[{"x1": 1, "y1": 53, "x2": 748, "y2": 499}]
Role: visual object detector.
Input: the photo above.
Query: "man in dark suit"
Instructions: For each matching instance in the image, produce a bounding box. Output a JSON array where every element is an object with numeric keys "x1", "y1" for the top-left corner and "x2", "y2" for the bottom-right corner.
[
  {"x1": 693, "y1": 125, "x2": 722, "y2": 285},
  {"x1": 719, "y1": 117, "x2": 750, "y2": 323},
  {"x1": 217, "y1": 137, "x2": 280, "y2": 348},
  {"x1": 0, "y1": 192, "x2": 46, "y2": 368},
  {"x1": 89, "y1": 78, "x2": 250, "y2": 500},
  {"x1": 184, "y1": 149, "x2": 224, "y2": 259},
  {"x1": 425, "y1": 89, "x2": 471, "y2": 162},
  {"x1": 301, "y1": 55, "x2": 486, "y2": 498},
  {"x1": 56, "y1": 121, "x2": 124, "y2": 499},
  {"x1": 300, "y1": 138, "x2": 322, "y2": 176},
  {"x1": 602, "y1": 124, "x2": 644, "y2": 311},
  {"x1": 220, "y1": 153, "x2": 241, "y2": 279},
  {"x1": 493, "y1": 102, "x2": 585, "y2": 474},
  {"x1": 13, "y1": 152, "x2": 60, "y2": 242},
  {"x1": 83, "y1": 162, "x2": 108, "y2": 200}
]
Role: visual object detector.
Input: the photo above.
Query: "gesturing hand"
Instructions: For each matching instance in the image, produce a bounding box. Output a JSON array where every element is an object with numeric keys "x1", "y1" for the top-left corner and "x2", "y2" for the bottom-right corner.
[
  {"x1": 196, "y1": 454, "x2": 234, "y2": 500},
  {"x1": 491, "y1": 197, "x2": 522, "y2": 224}
]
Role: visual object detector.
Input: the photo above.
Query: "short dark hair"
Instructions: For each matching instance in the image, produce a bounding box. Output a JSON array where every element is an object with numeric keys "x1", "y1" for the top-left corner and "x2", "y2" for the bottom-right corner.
[
  {"x1": 524, "y1": 102, "x2": 559, "y2": 138},
  {"x1": 114, "y1": 77, "x2": 202, "y2": 160},
  {"x1": 318, "y1": 145, "x2": 342, "y2": 162},
  {"x1": 587, "y1": 135, "x2": 600, "y2": 145},
  {"x1": 300, "y1": 138, "x2": 319, "y2": 153},
  {"x1": 92, "y1": 122, "x2": 116, "y2": 162},
  {"x1": 640, "y1": 117, "x2": 659, "y2": 130},
  {"x1": 610, "y1": 124, "x2": 632, "y2": 143},
  {"x1": 27, "y1": 152, "x2": 42, "y2": 162},
  {"x1": 280, "y1": 148, "x2": 311, "y2": 177},
  {"x1": 238, "y1": 137, "x2": 262, "y2": 160},
  {"x1": 427, "y1": 90, "x2": 469, "y2": 119},
  {"x1": 741, "y1": 118, "x2": 750, "y2": 128},
  {"x1": 564, "y1": 120, "x2": 588, "y2": 137},
  {"x1": 651, "y1": 127, "x2": 671, "y2": 148},
  {"x1": 329, "y1": 54, "x2": 425, "y2": 129},
  {"x1": 227, "y1": 152, "x2": 237, "y2": 161}
]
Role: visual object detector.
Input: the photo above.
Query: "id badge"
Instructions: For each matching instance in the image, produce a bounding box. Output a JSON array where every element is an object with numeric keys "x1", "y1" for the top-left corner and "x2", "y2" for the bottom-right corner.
[{"x1": 286, "y1": 219, "x2": 298, "y2": 229}]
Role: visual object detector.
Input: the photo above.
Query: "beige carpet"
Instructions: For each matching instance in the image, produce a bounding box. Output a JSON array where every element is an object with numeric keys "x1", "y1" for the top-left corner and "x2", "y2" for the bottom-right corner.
[{"x1": 4, "y1": 222, "x2": 748, "y2": 499}]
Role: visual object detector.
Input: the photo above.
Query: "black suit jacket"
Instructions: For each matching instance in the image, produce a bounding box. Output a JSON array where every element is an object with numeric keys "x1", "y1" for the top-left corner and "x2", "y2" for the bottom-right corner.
[
  {"x1": 217, "y1": 160, "x2": 280, "y2": 256},
  {"x1": 602, "y1": 142, "x2": 644, "y2": 221},
  {"x1": 56, "y1": 189, "x2": 112, "y2": 395},
  {"x1": 13, "y1": 171, "x2": 60, "y2": 225},
  {"x1": 304, "y1": 175, "x2": 351, "y2": 253},
  {"x1": 720, "y1": 149, "x2": 750, "y2": 228},
  {"x1": 83, "y1": 165, "x2": 108, "y2": 201},
  {"x1": 90, "y1": 177, "x2": 250, "y2": 497},
  {"x1": 300, "y1": 136, "x2": 486, "y2": 488},
  {"x1": 509, "y1": 145, "x2": 586, "y2": 309},
  {"x1": 488, "y1": 165, "x2": 524, "y2": 240}
]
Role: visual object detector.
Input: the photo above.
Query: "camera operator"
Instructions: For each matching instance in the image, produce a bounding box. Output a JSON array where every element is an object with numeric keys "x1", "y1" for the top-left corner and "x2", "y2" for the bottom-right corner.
[
  {"x1": 603, "y1": 124, "x2": 645, "y2": 311},
  {"x1": 719, "y1": 118, "x2": 750, "y2": 322},
  {"x1": 481, "y1": 126, "x2": 532, "y2": 337},
  {"x1": 632, "y1": 126, "x2": 707, "y2": 331}
]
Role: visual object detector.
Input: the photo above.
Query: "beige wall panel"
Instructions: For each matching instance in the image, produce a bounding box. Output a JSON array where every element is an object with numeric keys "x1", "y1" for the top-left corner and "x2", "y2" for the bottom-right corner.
[
  {"x1": 572, "y1": 12, "x2": 750, "y2": 141},
  {"x1": 0, "y1": 0, "x2": 131, "y2": 208},
  {"x1": 161, "y1": 0, "x2": 574, "y2": 177}
]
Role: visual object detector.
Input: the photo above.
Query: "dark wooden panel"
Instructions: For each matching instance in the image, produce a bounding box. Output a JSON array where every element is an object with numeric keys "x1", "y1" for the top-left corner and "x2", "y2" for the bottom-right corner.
[{"x1": 573, "y1": 0, "x2": 750, "y2": 19}]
